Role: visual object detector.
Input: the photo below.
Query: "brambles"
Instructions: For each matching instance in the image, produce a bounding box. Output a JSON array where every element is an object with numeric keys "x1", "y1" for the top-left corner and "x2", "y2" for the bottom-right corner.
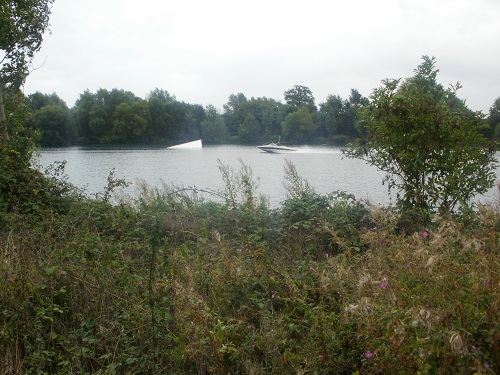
[{"x1": 1, "y1": 159, "x2": 499, "y2": 373}]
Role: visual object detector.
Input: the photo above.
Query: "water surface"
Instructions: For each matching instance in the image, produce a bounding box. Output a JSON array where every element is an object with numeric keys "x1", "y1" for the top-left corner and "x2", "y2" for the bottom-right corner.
[{"x1": 35, "y1": 145, "x2": 499, "y2": 208}]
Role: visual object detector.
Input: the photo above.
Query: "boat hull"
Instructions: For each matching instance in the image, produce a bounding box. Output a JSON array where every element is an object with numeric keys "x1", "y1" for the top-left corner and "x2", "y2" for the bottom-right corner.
[{"x1": 257, "y1": 143, "x2": 296, "y2": 153}]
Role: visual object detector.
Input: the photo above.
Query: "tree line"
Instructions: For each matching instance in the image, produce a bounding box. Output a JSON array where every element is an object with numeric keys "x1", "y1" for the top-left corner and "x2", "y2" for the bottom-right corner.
[
  {"x1": 24, "y1": 85, "x2": 500, "y2": 147},
  {"x1": 23, "y1": 85, "x2": 369, "y2": 146}
]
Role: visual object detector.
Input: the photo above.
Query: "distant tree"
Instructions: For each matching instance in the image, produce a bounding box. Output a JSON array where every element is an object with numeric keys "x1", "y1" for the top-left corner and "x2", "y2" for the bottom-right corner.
[
  {"x1": 112, "y1": 100, "x2": 149, "y2": 143},
  {"x1": 237, "y1": 113, "x2": 260, "y2": 143},
  {"x1": 73, "y1": 90, "x2": 97, "y2": 143},
  {"x1": 29, "y1": 105, "x2": 76, "y2": 146},
  {"x1": 147, "y1": 88, "x2": 176, "y2": 142},
  {"x1": 318, "y1": 89, "x2": 368, "y2": 143},
  {"x1": 344, "y1": 56, "x2": 497, "y2": 214},
  {"x1": 487, "y1": 97, "x2": 500, "y2": 141},
  {"x1": 74, "y1": 88, "x2": 139, "y2": 143},
  {"x1": 245, "y1": 97, "x2": 284, "y2": 140},
  {"x1": 26, "y1": 91, "x2": 68, "y2": 111},
  {"x1": 172, "y1": 101, "x2": 204, "y2": 142},
  {"x1": 223, "y1": 93, "x2": 248, "y2": 137},
  {"x1": 318, "y1": 94, "x2": 344, "y2": 139},
  {"x1": 201, "y1": 105, "x2": 226, "y2": 143},
  {"x1": 282, "y1": 105, "x2": 316, "y2": 143},
  {"x1": 25, "y1": 92, "x2": 76, "y2": 146},
  {"x1": 284, "y1": 85, "x2": 317, "y2": 113},
  {"x1": 1, "y1": 0, "x2": 54, "y2": 144}
]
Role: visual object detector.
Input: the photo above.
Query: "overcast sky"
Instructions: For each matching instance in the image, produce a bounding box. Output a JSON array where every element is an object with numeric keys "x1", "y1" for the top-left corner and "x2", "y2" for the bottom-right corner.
[{"x1": 23, "y1": 0, "x2": 500, "y2": 113}]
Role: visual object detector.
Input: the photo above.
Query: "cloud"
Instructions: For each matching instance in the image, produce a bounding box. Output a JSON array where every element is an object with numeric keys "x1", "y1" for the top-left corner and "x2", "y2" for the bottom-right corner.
[{"x1": 24, "y1": 0, "x2": 500, "y2": 113}]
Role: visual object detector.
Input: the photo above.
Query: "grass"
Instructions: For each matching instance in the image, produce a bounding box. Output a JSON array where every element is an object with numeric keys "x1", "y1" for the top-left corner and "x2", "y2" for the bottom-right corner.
[{"x1": 0, "y1": 161, "x2": 498, "y2": 374}]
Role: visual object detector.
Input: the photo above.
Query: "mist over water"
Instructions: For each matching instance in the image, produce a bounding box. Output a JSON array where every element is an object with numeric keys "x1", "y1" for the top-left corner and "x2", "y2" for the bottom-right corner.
[{"x1": 35, "y1": 145, "x2": 499, "y2": 208}]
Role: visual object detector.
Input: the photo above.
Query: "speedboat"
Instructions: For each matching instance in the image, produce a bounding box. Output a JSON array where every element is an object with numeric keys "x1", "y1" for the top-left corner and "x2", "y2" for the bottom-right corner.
[{"x1": 257, "y1": 141, "x2": 296, "y2": 153}]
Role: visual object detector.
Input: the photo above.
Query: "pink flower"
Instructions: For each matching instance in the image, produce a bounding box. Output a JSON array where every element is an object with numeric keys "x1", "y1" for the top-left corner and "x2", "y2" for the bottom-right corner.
[
  {"x1": 485, "y1": 363, "x2": 490, "y2": 369},
  {"x1": 422, "y1": 230, "x2": 429, "y2": 238},
  {"x1": 365, "y1": 350, "x2": 373, "y2": 359},
  {"x1": 380, "y1": 282, "x2": 387, "y2": 289},
  {"x1": 271, "y1": 294, "x2": 275, "y2": 299}
]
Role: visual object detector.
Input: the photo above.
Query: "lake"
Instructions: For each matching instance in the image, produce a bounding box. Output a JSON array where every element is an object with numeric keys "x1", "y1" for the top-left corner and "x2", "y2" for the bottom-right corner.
[{"x1": 35, "y1": 145, "x2": 499, "y2": 208}]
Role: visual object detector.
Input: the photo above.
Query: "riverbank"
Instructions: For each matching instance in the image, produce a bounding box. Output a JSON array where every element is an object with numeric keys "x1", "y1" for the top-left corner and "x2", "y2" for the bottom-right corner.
[{"x1": 1, "y1": 171, "x2": 498, "y2": 373}]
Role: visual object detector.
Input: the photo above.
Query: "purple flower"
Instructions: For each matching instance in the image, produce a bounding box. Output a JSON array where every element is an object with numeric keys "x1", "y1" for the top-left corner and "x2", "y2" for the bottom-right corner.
[
  {"x1": 485, "y1": 280, "x2": 491, "y2": 288},
  {"x1": 472, "y1": 345, "x2": 477, "y2": 350},
  {"x1": 422, "y1": 230, "x2": 429, "y2": 238},
  {"x1": 271, "y1": 294, "x2": 275, "y2": 299},
  {"x1": 380, "y1": 282, "x2": 387, "y2": 289},
  {"x1": 309, "y1": 266, "x2": 313, "y2": 270},
  {"x1": 485, "y1": 363, "x2": 490, "y2": 369},
  {"x1": 365, "y1": 350, "x2": 373, "y2": 359}
]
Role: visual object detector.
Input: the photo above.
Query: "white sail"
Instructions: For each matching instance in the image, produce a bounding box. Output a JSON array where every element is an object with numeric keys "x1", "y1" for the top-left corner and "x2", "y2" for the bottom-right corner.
[{"x1": 167, "y1": 139, "x2": 202, "y2": 149}]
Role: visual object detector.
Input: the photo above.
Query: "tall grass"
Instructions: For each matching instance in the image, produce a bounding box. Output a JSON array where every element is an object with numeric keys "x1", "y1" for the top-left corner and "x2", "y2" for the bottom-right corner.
[{"x1": 1, "y1": 163, "x2": 498, "y2": 374}]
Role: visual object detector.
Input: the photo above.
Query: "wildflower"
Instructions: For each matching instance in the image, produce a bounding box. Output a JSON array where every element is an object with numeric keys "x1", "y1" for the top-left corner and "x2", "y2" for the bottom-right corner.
[
  {"x1": 380, "y1": 282, "x2": 387, "y2": 289},
  {"x1": 309, "y1": 266, "x2": 313, "y2": 270},
  {"x1": 472, "y1": 345, "x2": 477, "y2": 350},
  {"x1": 485, "y1": 363, "x2": 490, "y2": 369},
  {"x1": 422, "y1": 230, "x2": 429, "y2": 238},
  {"x1": 485, "y1": 280, "x2": 491, "y2": 288},
  {"x1": 325, "y1": 253, "x2": 329, "y2": 259},
  {"x1": 365, "y1": 350, "x2": 373, "y2": 359},
  {"x1": 271, "y1": 294, "x2": 275, "y2": 299}
]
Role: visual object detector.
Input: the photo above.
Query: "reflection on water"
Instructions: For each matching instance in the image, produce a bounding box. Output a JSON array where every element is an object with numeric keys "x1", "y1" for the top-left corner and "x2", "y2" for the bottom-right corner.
[{"x1": 35, "y1": 145, "x2": 499, "y2": 208}]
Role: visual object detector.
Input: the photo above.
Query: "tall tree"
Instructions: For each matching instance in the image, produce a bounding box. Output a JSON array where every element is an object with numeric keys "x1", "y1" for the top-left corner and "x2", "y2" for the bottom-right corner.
[
  {"x1": 201, "y1": 105, "x2": 227, "y2": 143},
  {"x1": 284, "y1": 85, "x2": 317, "y2": 113},
  {"x1": 112, "y1": 100, "x2": 149, "y2": 143},
  {"x1": 29, "y1": 105, "x2": 76, "y2": 146},
  {"x1": 26, "y1": 92, "x2": 76, "y2": 146},
  {"x1": 282, "y1": 105, "x2": 316, "y2": 143},
  {"x1": 223, "y1": 93, "x2": 248, "y2": 136},
  {"x1": 1, "y1": 0, "x2": 54, "y2": 143},
  {"x1": 487, "y1": 97, "x2": 500, "y2": 141},
  {"x1": 344, "y1": 56, "x2": 497, "y2": 214},
  {"x1": 147, "y1": 88, "x2": 176, "y2": 142}
]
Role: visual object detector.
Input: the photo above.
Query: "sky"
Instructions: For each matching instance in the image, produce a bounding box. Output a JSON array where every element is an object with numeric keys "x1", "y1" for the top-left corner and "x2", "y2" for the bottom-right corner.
[{"x1": 23, "y1": 0, "x2": 500, "y2": 113}]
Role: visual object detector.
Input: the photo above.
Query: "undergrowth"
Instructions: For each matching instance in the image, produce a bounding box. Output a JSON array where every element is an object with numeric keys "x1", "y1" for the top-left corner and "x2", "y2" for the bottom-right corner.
[{"x1": 0, "y1": 160, "x2": 498, "y2": 374}]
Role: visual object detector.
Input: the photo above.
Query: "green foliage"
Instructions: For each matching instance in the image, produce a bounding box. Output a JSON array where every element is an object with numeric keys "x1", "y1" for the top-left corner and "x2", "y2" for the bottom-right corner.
[
  {"x1": 284, "y1": 84, "x2": 317, "y2": 113},
  {"x1": 201, "y1": 104, "x2": 227, "y2": 143},
  {"x1": 281, "y1": 105, "x2": 316, "y2": 143},
  {"x1": 318, "y1": 89, "x2": 368, "y2": 142},
  {"x1": 112, "y1": 100, "x2": 149, "y2": 143},
  {"x1": 488, "y1": 97, "x2": 500, "y2": 142},
  {"x1": 280, "y1": 161, "x2": 370, "y2": 257},
  {"x1": 0, "y1": 0, "x2": 54, "y2": 88},
  {"x1": 28, "y1": 104, "x2": 77, "y2": 146},
  {"x1": 345, "y1": 56, "x2": 497, "y2": 214},
  {"x1": 1, "y1": 159, "x2": 499, "y2": 373},
  {"x1": 71, "y1": 88, "x2": 205, "y2": 145},
  {"x1": 222, "y1": 94, "x2": 285, "y2": 143}
]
